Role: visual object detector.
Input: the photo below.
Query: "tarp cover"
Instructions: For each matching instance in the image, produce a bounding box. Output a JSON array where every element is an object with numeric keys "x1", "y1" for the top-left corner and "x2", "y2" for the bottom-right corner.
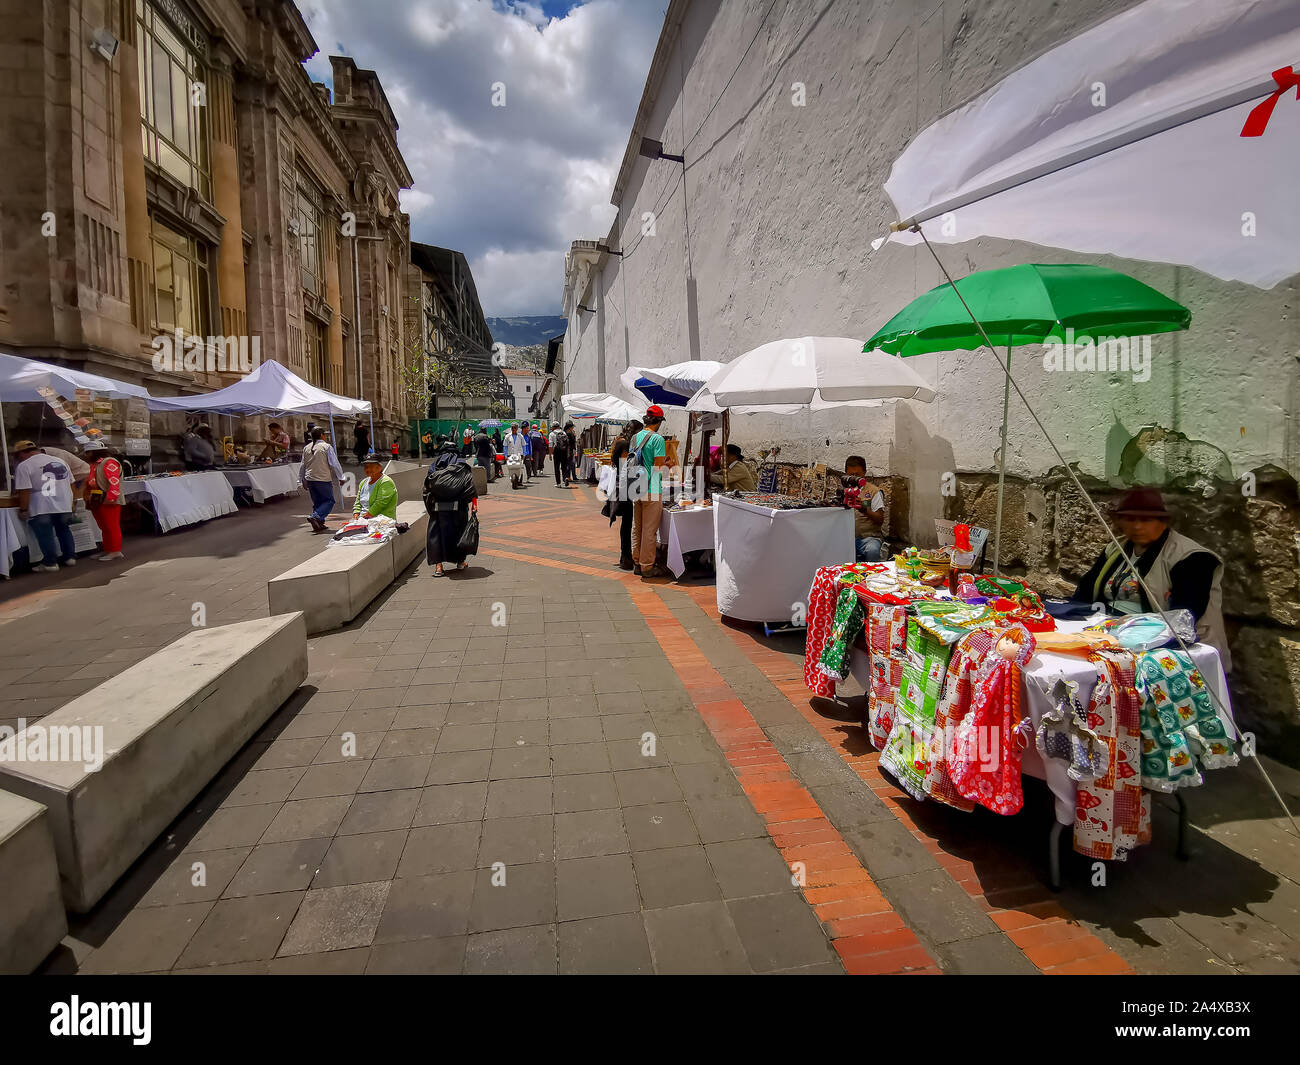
[
  {"x1": 0, "y1": 349, "x2": 152, "y2": 402},
  {"x1": 146, "y1": 359, "x2": 371, "y2": 416}
]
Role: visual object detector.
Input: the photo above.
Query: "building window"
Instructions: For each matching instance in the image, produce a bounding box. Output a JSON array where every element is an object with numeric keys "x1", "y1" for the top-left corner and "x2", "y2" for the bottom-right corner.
[
  {"x1": 137, "y1": 0, "x2": 210, "y2": 200},
  {"x1": 303, "y1": 318, "x2": 326, "y2": 387},
  {"x1": 147, "y1": 216, "x2": 210, "y2": 337},
  {"x1": 296, "y1": 174, "x2": 324, "y2": 297}
]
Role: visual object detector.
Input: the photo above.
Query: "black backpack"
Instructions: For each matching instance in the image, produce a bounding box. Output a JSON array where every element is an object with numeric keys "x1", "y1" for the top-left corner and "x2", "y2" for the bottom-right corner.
[{"x1": 423, "y1": 452, "x2": 475, "y2": 511}]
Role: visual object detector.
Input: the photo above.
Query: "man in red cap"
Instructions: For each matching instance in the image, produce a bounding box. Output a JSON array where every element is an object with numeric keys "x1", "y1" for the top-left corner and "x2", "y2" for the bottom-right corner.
[
  {"x1": 630, "y1": 405, "x2": 668, "y2": 578},
  {"x1": 1072, "y1": 487, "x2": 1229, "y2": 668}
]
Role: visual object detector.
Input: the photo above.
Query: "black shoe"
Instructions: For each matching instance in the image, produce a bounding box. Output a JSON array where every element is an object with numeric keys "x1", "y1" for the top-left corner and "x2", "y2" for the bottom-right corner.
[
  {"x1": 619, "y1": 557, "x2": 634, "y2": 571},
  {"x1": 308, "y1": 516, "x2": 324, "y2": 532},
  {"x1": 633, "y1": 564, "x2": 642, "y2": 575}
]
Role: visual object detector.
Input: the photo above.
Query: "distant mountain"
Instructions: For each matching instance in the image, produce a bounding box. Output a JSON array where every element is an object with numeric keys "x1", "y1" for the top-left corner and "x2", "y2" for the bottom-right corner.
[{"x1": 486, "y1": 315, "x2": 568, "y2": 347}]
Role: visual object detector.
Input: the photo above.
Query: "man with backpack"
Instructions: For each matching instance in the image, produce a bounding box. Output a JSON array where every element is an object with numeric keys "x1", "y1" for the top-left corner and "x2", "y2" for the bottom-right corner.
[
  {"x1": 423, "y1": 436, "x2": 478, "y2": 576},
  {"x1": 549, "y1": 422, "x2": 570, "y2": 487},
  {"x1": 528, "y1": 423, "x2": 549, "y2": 477},
  {"x1": 630, "y1": 405, "x2": 668, "y2": 579},
  {"x1": 520, "y1": 421, "x2": 534, "y2": 478}
]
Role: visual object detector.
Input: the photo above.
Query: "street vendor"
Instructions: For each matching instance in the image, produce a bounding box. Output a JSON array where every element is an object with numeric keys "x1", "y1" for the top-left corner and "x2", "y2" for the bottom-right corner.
[
  {"x1": 258, "y1": 421, "x2": 291, "y2": 462},
  {"x1": 182, "y1": 424, "x2": 217, "y2": 470},
  {"x1": 844, "y1": 455, "x2": 887, "y2": 562},
  {"x1": 708, "y1": 443, "x2": 757, "y2": 492},
  {"x1": 1072, "y1": 487, "x2": 1229, "y2": 667},
  {"x1": 354, "y1": 453, "x2": 398, "y2": 522}
]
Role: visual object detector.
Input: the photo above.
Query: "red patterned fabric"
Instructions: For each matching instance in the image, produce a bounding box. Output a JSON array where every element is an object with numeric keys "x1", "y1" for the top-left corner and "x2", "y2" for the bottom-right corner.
[
  {"x1": 803, "y1": 565, "x2": 847, "y2": 698},
  {"x1": 926, "y1": 629, "x2": 996, "y2": 811},
  {"x1": 866, "y1": 604, "x2": 908, "y2": 751}
]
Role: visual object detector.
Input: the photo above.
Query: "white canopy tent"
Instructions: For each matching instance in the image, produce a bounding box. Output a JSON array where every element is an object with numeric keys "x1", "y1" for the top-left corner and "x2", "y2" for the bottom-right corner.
[
  {"x1": 147, "y1": 359, "x2": 373, "y2": 452},
  {"x1": 872, "y1": 0, "x2": 1300, "y2": 288},
  {"x1": 619, "y1": 360, "x2": 724, "y2": 407},
  {"x1": 0, "y1": 349, "x2": 154, "y2": 489},
  {"x1": 560, "y1": 393, "x2": 642, "y2": 425}
]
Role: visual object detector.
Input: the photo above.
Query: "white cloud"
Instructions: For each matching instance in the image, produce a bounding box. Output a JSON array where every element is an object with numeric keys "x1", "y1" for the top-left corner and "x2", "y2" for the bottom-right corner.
[{"x1": 298, "y1": 0, "x2": 661, "y2": 315}]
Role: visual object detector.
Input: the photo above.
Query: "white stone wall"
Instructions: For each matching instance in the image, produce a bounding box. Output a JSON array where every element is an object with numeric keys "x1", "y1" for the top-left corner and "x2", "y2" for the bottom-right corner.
[{"x1": 563, "y1": 0, "x2": 1299, "y2": 543}]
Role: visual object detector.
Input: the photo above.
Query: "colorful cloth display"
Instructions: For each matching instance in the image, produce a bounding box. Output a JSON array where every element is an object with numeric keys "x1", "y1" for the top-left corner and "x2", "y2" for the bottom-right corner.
[
  {"x1": 1072, "y1": 650, "x2": 1151, "y2": 861},
  {"x1": 803, "y1": 564, "x2": 850, "y2": 698},
  {"x1": 1036, "y1": 678, "x2": 1109, "y2": 783},
  {"x1": 879, "y1": 619, "x2": 954, "y2": 799},
  {"x1": 817, "y1": 585, "x2": 868, "y2": 681},
  {"x1": 866, "y1": 603, "x2": 909, "y2": 752},
  {"x1": 1133, "y1": 648, "x2": 1238, "y2": 792},
  {"x1": 948, "y1": 625, "x2": 1037, "y2": 815},
  {"x1": 925, "y1": 629, "x2": 995, "y2": 811}
]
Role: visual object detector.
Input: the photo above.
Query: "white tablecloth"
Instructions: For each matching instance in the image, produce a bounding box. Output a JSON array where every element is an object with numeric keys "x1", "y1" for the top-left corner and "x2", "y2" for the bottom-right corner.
[
  {"x1": 130, "y1": 472, "x2": 238, "y2": 533},
  {"x1": 579, "y1": 454, "x2": 601, "y2": 480},
  {"x1": 715, "y1": 495, "x2": 854, "y2": 623},
  {"x1": 658, "y1": 505, "x2": 716, "y2": 577},
  {"x1": 847, "y1": 616, "x2": 1236, "y2": 825},
  {"x1": 223, "y1": 465, "x2": 300, "y2": 503},
  {"x1": 0, "y1": 507, "x2": 102, "y2": 577}
]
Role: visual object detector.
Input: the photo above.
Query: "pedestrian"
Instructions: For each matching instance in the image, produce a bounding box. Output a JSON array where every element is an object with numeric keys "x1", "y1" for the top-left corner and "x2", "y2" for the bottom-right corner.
[
  {"x1": 43, "y1": 445, "x2": 90, "y2": 495},
  {"x1": 491, "y1": 428, "x2": 504, "y2": 477},
  {"x1": 354, "y1": 453, "x2": 399, "y2": 521},
  {"x1": 473, "y1": 425, "x2": 496, "y2": 480},
  {"x1": 390, "y1": 439, "x2": 400, "y2": 459},
  {"x1": 564, "y1": 421, "x2": 579, "y2": 482},
  {"x1": 353, "y1": 420, "x2": 369, "y2": 466},
  {"x1": 259, "y1": 421, "x2": 291, "y2": 462},
  {"x1": 630, "y1": 406, "x2": 668, "y2": 578},
  {"x1": 82, "y1": 441, "x2": 125, "y2": 561},
  {"x1": 182, "y1": 423, "x2": 217, "y2": 470},
  {"x1": 301, "y1": 426, "x2": 345, "y2": 533},
  {"x1": 529, "y1": 422, "x2": 549, "y2": 477},
  {"x1": 520, "y1": 421, "x2": 534, "y2": 478},
  {"x1": 604, "y1": 419, "x2": 641, "y2": 570},
  {"x1": 549, "y1": 422, "x2": 570, "y2": 486},
  {"x1": 12, "y1": 441, "x2": 77, "y2": 572},
  {"x1": 424, "y1": 435, "x2": 477, "y2": 576}
]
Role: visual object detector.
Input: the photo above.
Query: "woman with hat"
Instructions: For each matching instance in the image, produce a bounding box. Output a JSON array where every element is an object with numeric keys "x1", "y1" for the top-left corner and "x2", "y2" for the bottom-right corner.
[
  {"x1": 354, "y1": 453, "x2": 398, "y2": 522},
  {"x1": 1072, "y1": 487, "x2": 1229, "y2": 668},
  {"x1": 82, "y1": 442, "x2": 126, "y2": 561}
]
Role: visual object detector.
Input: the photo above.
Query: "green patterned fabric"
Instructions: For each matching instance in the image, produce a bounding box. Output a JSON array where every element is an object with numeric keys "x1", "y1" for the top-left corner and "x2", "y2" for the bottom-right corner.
[
  {"x1": 1133, "y1": 648, "x2": 1238, "y2": 792},
  {"x1": 817, "y1": 585, "x2": 866, "y2": 681}
]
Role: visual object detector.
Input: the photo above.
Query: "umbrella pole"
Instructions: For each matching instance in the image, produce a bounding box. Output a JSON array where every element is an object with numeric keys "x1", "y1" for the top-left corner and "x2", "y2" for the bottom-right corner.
[
  {"x1": 0, "y1": 389, "x2": 9, "y2": 492},
  {"x1": 993, "y1": 341, "x2": 1012, "y2": 574}
]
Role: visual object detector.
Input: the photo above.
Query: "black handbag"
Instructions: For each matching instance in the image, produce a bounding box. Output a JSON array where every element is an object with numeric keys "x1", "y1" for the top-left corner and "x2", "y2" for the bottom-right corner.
[{"x1": 457, "y1": 503, "x2": 480, "y2": 555}]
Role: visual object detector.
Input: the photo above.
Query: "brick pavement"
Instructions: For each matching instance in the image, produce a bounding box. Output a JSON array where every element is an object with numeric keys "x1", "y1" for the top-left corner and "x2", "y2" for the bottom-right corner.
[{"x1": 7, "y1": 470, "x2": 1299, "y2": 974}]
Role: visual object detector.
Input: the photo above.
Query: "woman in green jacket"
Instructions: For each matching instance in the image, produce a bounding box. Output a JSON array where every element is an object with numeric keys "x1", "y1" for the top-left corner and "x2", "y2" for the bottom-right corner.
[{"x1": 355, "y1": 454, "x2": 399, "y2": 521}]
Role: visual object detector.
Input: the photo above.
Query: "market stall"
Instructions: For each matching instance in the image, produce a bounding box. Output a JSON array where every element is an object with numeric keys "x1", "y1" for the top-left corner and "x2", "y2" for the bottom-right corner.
[
  {"x1": 0, "y1": 505, "x2": 101, "y2": 578},
  {"x1": 122, "y1": 471, "x2": 238, "y2": 533},
  {"x1": 222, "y1": 464, "x2": 301, "y2": 504},
  {"x1": 659, "y1": 500, "x2": 716, "y2": 578}
]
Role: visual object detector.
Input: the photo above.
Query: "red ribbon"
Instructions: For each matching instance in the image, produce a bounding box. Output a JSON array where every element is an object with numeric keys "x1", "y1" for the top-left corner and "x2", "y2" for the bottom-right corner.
[{"x1": 1240, "y1": 66, "x2": 1300, "y2": 137}]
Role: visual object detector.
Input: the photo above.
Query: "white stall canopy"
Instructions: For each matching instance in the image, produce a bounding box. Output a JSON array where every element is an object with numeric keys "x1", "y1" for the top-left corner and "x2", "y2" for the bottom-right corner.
[
  {"x1": 873, "y1": 0, "x2": 1300, "y2": 289},
  {"x1": 146, "y1": 359, "x2": 370, "y2": 417},
  {"x1": 0, "y1": 349, "x2": 152, "y2": 402}
]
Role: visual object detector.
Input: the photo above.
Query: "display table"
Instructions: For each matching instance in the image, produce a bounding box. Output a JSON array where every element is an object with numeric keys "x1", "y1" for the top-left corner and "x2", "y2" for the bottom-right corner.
[
  {"x1": 223, "y1": 464, "x2": 300, "y2": 503},
  {"x1": 123, "y1": 472, "x2": 238, "y2": 533},
  {"x1": 658, "y1": 504, "x2": 716, "y2": 578},
  {"x1": 579, "y1": 454, "x2": 601, "y2": 480},
  {"x1": 0, "y1": 507, "x2": 102, "y2": 577},
  {"x1": 847, "y1": 615, "x2": 1237, "y2": 826},
  {"x1": 714, "y1": 494, "x2": 854, "y2": 623}
]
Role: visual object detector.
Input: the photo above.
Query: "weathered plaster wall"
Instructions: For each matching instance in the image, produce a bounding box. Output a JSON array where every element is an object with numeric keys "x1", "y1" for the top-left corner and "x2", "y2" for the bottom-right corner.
[{"x1": 564, "y1": 0, "x2": 1300, "y2": 760}]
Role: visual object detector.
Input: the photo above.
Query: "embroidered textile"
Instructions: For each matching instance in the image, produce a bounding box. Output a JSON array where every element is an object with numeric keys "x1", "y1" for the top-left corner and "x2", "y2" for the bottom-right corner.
[
  {"x1": 879, "y1": 619, "x2": 954, "y2": 799},
  {"x1": 866, "y1": 604, "x2": 908, "y2": 752},
  {"x1": 1133, "y1": 648, "x2": 1239, "y2": 792}
]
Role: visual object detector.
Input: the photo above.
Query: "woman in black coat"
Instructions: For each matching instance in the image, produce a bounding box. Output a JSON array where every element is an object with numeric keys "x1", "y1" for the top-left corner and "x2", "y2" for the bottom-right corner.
[{"x1": 424, "y1": 438, "x2": 477, "y2": 576}]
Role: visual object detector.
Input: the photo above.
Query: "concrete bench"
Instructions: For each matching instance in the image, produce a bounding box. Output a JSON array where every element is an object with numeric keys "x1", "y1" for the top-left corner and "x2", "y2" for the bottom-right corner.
[
  {"x1": 385, "y1": 460, "x2": 427, "y2": 505},
  {"x1": 0, "y1": 791, "x2": 66, "y2": 973},
  {"x1": 0, "y1": 613, "x2": 307, "y2": 912},
  {"x1": 268, "y1": 500, "x2": 429, "y2": 634}
]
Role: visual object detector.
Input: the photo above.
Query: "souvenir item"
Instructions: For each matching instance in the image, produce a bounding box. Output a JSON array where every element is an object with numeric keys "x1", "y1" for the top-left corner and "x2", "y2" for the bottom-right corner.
[
  {"x1": 865, "y1": 603, "x2": 909, "y2": 752},
  {"x1": 803, "y1": 564, "x2": 849, "y2": 698},
  {"x1": 925, "y1": 629, "x2": 993, "y2": 812},
  {"x1": 1072, "y1": 650, "x2": 1152, "y2": 861},
  {"x1": 1036, "y1": 678, "x2": 1109, "y2": 782},
  {"x1": 1133, "y1": 648, "x2": 1238, "y2": 791},
  {"x1": 948, "y1": 624, "x2": 1037, "y2": 815},
  {"x1": 1088, "y1": 610, "x2": 1197, "y2": 651},
  {"x1": 879, "y1": 619, "x2": 954, "y2": 799},
  {"x1": 817, "y1": 585, "x2": 867, "y2": 681}
]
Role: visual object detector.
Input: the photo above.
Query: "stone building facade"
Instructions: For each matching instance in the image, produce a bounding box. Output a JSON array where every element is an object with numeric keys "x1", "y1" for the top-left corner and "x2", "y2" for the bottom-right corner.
[
  {"x1": 0, "y1": 0, "x2": 414, "y2": 448},
  {"x1": 561, "y1": 0, "x2": 1300, "y2": 762}
]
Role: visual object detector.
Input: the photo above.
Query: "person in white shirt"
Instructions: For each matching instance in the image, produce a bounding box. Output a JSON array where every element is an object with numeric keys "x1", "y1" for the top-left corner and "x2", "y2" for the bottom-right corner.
[
  {"x1": 300, "y1": 426, "x2": 345, "y2": 533},
  {"x1": 42, "y1": 446, "x2": 90, "y2": 493},
  {"x1": 549, "y1": 425, "x2": 570, "y2": 487},
  {"x1": 12, "y1": 441, "x2": 77, "y2": 572},
  {"x1": 505, "y1": 424, "x2": 527, "y2": 460}
]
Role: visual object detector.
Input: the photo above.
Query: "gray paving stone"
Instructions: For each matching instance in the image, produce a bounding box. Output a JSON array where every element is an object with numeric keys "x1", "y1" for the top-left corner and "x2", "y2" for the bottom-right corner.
[
  {"x1": 468, "y1": 862, "x2": 556, "y2": 932},
  {"x1": 553, "y1": 772, "x2": 620, "y2": 813},
  {"x1": 278, "y1": 881, "x2": 390, "y2": 955},
  {"x1": 615, "y1": 767, "x2": 684, "y2": 806},
  {"x1": 479, "y1": 814, "x2": 554, "y2": 866},
  {"x1": 555, "y1": 808, "x2": 628, "y2": 860},
  {"x1": 367, "y1": 936, "x2": 466, "y2": 974},
  {"x1": 624, "y1": 801, "x2": 700, "y2": 851},
  {"x1": 289, "y1": 761, "x2": 370, "y2": 800},
  {"x1": 840, "y1": 818, "x2": 940, "y2": 880},
  {"x1": 376, "y1": 728, "x2": 443, "y2": 758},
  {"x1": 397, "y1": 822, "x2": 482, "y2": 877},
  {"x1": 881, "y1": 868, "x2": 999, "y2": 945},
  {"x1": 267, "y1": 947, "x2": 371, "y2": 974},
  {"x1": 360, "y1": 755, "x2": 434, "y2": 792},
  {"x1": 488, "y1": 745, "x2": 553, "y2": 779},
  {"x1": 313, "y1": 831, "x2": 408, "y2": 887},
  {"x1": 337, "y1": 789, "x2": 420, "y2": 835},
  {"x1": 260, "y1": 795, "x2": 353, "y2": 844},
  {"x1": 556, "y1": 853, "x2": 640, "y2": 921},
  {"x1": 549, "y1": 717, "x2": 605, "y2": 744},
  {"x1": 176, "y1": 892, "x2": 303, "y2": 968},
  {"x1": 225, "y1": 838, "x2": 331, "y2": 897},
  {"x1": 187, "y1": 804, "x2": 281, "y2": 851},
  {"x1": 485, "y1": 777, "x2": 553, "y2": 818},
  {"x1": 413, "y1": 781, "x2": 489, "y2": 826},
  {"x1": 674, "y1": 762, "x2": 744, "y2": 801},
  {"x1": 437, "y1": 722, "x2": 496, "y2": 752},
  {"x1": 686, "y1": 797, "x2": 767, "y2": 843},
  {"x1": 465, "y1": 924, "x2": 557, "y2": 974},
  {"x1": 426, "y1": 749, "x2": 492, "y2": 785},
  {"x1": 375, "y1": 871, "x2": 476, "y2": 942},
  {"x1": 222, "y1": 767, "x2": 306, "y2": 807},
  {"x1": 551, "y1": 742, "x2": 612, "y2": 775},
  {"x1": 633, "y1": 845, "x2": 721, "y2": 909},
  {"x1": 557, "y1": 913, "x2": 653, "y2": 974},
  {"x1": 643, "y1": 901, "x2": 751, "y2": 975},
  {"x1": 706, "y1": 839, "x2": 798, "y2": 899},
  {"x1": 79, "y1": 902, "x2": 214, "y2": 974},
  {"x1": 726, "y1": 893, "x2": 837, "y2": 972},
  {"x1": 934, "y1": 931, "x2": 1040, "y2": 975},
  {"x1": 141, "y1": 849, "x2": 251, "y2": 908}
]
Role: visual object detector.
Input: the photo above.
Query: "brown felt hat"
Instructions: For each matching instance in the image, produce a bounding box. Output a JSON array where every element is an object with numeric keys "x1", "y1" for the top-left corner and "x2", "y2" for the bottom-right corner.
[{"x1": 1110, "y1": 487, "x2": 1171, "y2": 518}]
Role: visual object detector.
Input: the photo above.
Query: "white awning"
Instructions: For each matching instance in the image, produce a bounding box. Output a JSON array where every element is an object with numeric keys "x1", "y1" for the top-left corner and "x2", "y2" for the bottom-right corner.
[
  {"x1": 875, "y1": 0, "x2": 1300, "y2": 288},
  {"x1": 0, "y1": 349, "x2": 152, "y2": 402},
  {"x1": 146, "y1": 360, "x2": 371, "y2": 417}
]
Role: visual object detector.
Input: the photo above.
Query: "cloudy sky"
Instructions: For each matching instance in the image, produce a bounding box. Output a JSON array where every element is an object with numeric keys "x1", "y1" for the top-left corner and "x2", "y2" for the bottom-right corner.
[{"x1": 299, "y1": 0, "x2": 663, "y2": 317}]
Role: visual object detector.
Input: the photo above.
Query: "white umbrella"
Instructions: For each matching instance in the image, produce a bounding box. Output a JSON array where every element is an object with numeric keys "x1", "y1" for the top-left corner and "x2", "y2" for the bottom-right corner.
[
  {"x1": 685, "y1": 338, "x2": 934, "y2": 412},
  {"x1": 620, "y1": 361, "x2": 725, "y2": 405},
  {"x1": 872, "y1": 0, "x2": 1300, "y2": 288}
]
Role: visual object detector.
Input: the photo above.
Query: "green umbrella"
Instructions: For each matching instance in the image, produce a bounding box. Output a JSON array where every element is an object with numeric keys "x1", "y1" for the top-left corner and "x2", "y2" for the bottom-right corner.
[{"x1": 864, "y1": 263, "x2": 1191, "y2": 571}]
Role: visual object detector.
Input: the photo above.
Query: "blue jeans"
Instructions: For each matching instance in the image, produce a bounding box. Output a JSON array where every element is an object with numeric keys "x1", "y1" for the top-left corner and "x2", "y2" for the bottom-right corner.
[
  {"x1": 855, "y1": 536, "x2": 885, "y2": 562},
  {"x1": 29, "y1": 512, "x2": 75, "y2": 565},
  {"x1": 306, "y1": 479, "x2": 336, "y2": 521}
]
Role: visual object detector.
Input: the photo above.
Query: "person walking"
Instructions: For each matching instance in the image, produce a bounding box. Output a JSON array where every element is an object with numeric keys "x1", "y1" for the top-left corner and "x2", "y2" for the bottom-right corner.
[
  {"x1": 630, "y1": 406, "x2": 668, "y2": 578},
  {"x1": 301, "y1": 426, "x2": 345, "y2": 533},
  {"x1": 353, "y1": 421, "x2": 369, "y2": 466},
  {"x1": 82, "y1": 442, "x2": 126, "y2": 561},
  {"x1": 565, "y1": 421, "x2": 579, "y2": 483},
  {"x1": 13, "y1": 441, "x2": 77, "y2": 572},
  {"x1": 424, "y1": 436, "x2": 477, "y2": 576},
  {"x1": 549, "y1": 422, "x2": 570, "y2": 487},
  {"x1": 529, "y1": 422, "x2": 549, "y2": 477},
  {"x1": 354, "y1": 453, "x2": 399, "y2": 521},
  {"x1": 520, "y1": 421, "x2": 534, "y2": 478},
  {"x1": 473, "y1": 425, "x2": 496, "y2": 481},
  {"x1": 491, "y1": 428, "x2": 504, "y2": 477}
]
